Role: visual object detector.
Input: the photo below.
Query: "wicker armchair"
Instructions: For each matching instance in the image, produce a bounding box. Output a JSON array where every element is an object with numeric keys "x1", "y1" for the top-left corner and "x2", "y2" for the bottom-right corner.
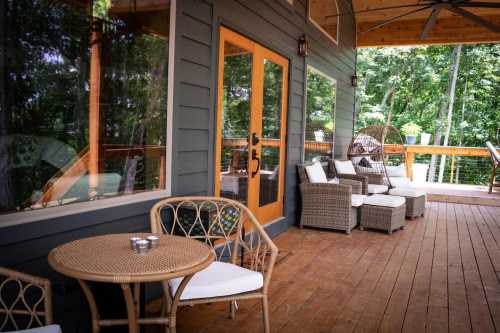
[
  {"x1": 150, "y1": 196, "x2": 278, "y2": 333},
  {"x1": 0, "y1": 267, "x2": 60, "y2": 333},
  {"x1": 297, "y1": 163, "x2": 364, "y2": 234},
  {"x1": 328, "y1": 159, "x2": 386, "y2": 194},
  {"x1": 297, "y1": 162, "x2": 362, "y2": 194},
  {"x1": 486, "y1": 141, "x2": 499, "y2": 193}
]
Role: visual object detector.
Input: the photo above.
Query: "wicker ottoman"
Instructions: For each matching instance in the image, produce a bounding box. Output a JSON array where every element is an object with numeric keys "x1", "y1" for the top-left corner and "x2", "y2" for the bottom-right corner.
[
  {"x1": 389, "y1": 188, "x2": 426, "y2": 219},
  {"x1": 359, "y1": 195, "x2": 406, "y2": 234}
]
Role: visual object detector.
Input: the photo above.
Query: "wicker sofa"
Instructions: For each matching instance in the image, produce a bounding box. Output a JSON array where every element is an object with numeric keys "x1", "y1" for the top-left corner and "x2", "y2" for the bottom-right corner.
[
  {"x1": 328, "y1": 159, "x2": 388, "y2": 195},
  {"x1": 297, "y1": 162, "x2": 365, "y2": 234}
]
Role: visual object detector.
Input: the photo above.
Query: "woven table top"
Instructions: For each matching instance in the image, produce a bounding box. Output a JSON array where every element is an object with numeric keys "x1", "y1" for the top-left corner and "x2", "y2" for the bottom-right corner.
[{"x1": 48, "y1": 233, "x2": 214, "y2": 283}]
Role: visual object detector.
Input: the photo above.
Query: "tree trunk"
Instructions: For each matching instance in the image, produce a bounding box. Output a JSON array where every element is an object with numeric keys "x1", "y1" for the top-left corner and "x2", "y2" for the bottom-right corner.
[
  {"x1": 455, "y1": 61, "x2": 468, "y2": 184},
  {"x1": 437, "y1": 45, "x2": 462, "y2": 183},
  {"x1": 428, "y1": 45, "x2": 462, "y2": 182}
]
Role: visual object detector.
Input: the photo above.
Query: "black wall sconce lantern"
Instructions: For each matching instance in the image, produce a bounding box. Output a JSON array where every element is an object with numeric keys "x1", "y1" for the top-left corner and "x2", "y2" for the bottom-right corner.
[
  {"x1": 351, "y1": 74, "x2": 358, "y2": 87},
  {"x1": 298, "y1": 35, "x2": 309, "y2": 57}
]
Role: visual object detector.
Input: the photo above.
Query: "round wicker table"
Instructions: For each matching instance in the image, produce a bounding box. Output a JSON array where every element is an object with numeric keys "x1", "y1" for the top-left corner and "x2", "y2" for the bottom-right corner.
[{"x1": 48, "y1": 233, "x2": 214, "y2": 333}]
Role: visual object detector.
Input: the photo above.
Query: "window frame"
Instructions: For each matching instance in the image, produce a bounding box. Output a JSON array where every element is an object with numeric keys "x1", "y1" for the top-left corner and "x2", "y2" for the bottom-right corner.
[
  {"x1": 302, "y1": 65, "x2": 338, "y2": 162},
  {"x1": 307, "y1": 0, "x2": 339, "y2": 45},
  {"x1": 0, "y1": 0, "x2": 176, "y2": 225}
]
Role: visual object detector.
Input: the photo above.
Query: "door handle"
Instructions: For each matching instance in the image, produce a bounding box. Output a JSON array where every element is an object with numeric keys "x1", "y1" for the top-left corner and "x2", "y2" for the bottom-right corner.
[
  {"x1": 251, "y1": 149, "x2": 260, "y2": 178},
  {"x1": 252, "y1": 132, "x2": 260, "y2": 146}
]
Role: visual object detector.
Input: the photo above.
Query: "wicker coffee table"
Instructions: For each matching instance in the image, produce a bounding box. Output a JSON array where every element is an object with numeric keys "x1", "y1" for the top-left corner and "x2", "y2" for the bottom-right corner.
[{"x1": 48, "y1": 233, "x2": 214, "y2": 333}]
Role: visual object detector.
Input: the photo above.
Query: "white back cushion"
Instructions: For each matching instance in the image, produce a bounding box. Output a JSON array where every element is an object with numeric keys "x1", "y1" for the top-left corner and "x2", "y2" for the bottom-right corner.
[
  {"x1": 334, "y1": 160, "x2": 356, "y2": 175},
  {"x1": 386, "y1": 164, "x2": 406, "y2": 177},
  {"x1": 389, "y1": 176, "x2": 412, "y2": 188},
  {"x1": 305, "y1": 162, "x2": 328, "y2": 183}
]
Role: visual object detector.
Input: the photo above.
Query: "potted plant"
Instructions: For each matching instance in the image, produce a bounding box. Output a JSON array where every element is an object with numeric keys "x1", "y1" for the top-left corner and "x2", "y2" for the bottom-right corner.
[
  {"x1": 401, "y1": 122, "x2": 422, "y2": 145},
  {"x1": 420, "y1": 132, "x2": 431, "y2": 145}
]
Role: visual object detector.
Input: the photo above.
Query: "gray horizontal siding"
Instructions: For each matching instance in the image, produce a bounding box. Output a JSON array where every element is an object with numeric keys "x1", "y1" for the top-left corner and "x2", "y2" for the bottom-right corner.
[{"x1": 1, "y1": 0, "x2": 356, "y2": 331}]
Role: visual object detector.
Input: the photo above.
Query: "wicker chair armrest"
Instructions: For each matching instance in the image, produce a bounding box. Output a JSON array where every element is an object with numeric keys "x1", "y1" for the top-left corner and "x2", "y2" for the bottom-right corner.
[
  {"x1": 240, "y1": 214, "x2": 279, "y2": 293},
  {"x1": 336, "y1": 174, "x2": 368, "y2": 194},
  {"x1": 338, "y1": 178, "x2": 362, "y2": 194},
  {"x1": 299, "y1": 183, "x2": 352, "y2": 204},
  {"x1": 357, "y1": 172, "x2": 385, "y2": 185}
]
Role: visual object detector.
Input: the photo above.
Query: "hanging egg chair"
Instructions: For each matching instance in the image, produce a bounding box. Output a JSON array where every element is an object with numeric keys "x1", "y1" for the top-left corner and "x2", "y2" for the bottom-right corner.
[{"x1": 347, "y1": 125, "x2": 408, "y2": 188}]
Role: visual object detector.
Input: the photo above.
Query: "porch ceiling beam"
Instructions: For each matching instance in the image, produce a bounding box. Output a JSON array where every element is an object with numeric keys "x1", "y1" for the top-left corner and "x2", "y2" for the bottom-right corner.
[{"x1": 357, "y1": 14, "x2": 500, "y2": 47}]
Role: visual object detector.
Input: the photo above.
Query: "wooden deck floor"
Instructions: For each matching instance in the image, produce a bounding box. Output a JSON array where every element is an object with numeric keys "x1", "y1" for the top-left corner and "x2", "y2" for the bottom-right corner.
[
  {"x1": 151, "y1": 202, "x2": 500, "y2": 333},
  {"x1": 413, "y1": 183, "x2": 500, "y2": 206}
]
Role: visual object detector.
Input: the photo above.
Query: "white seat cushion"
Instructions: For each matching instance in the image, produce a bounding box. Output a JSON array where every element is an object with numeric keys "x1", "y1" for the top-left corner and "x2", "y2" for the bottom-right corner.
[
  {"x1": 364, "y1": 194, "x2": 405, "y2": 208},
  {"x1": 9, "y1": 325, "x2": 62, "y2": 333},
  {"x1": 328, "y1": 178, "x2": 340, "y2": 184},
  {"x1": 367, "y1": 184, "x2": 389, "y2": 194},
  {"x1": 389, "y1": 188, "x2": 426, "y2": 198},
  {"x1": 169, "y1": 261, "x2": 263, "y2": 301},
  {"x1": 351, "y1": 194, "x2": 366, "y2": 207},
  {"x1": 334, "y1": 160, "x2": 356, "y2": 175},
  {"x1": 305, "y1": 162, "x2": 328, "y2": 183},
  {"x1": 389, "y1": 176, "x2": 412, "y2": 188}
]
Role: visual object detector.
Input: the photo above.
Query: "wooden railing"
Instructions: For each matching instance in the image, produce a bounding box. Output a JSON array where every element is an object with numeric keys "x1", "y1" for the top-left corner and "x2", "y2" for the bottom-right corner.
[
  {"x1": 223, "y1": 138, "x2": 332, "y2": 153},
  {"x1": 384, "y1": 144, "x2": 496, "y2": 180}
]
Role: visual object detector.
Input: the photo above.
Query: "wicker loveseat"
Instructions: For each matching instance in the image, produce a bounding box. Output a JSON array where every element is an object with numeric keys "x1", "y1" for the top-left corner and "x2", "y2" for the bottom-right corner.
[
  {"x1": 297, "y1": 162, "x2": 365, "y2": 234},
  {"x1": 328, "y1": 159, "x2": 387, "y2": 194}
]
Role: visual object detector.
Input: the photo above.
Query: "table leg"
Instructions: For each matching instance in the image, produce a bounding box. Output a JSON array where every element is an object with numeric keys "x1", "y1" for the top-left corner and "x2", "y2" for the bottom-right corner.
[
  {"x1": 121, "y1": 283, "x2": 139, "y2": 333},
  {"x1": 77, "y1": 280, "x2": 100, "y2": 333},
  {"x1": 167, "y1": 274, "x2": 195, "y2": 333}
]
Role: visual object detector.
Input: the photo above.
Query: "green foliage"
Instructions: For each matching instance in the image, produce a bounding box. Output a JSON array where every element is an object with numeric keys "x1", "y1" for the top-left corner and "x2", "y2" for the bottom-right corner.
[
  {"x1": 3, "y1": 0, "x2": 168, "y2": 211},
  {"x1": 356, "y1": 44, "x2": 500, "y2": 185},
  {"x1": 401, "y1": 122, "x2": 422, "y2": 136},
  {"x1": 356, "y1": 44, "x2": 500, "y2": 146}
]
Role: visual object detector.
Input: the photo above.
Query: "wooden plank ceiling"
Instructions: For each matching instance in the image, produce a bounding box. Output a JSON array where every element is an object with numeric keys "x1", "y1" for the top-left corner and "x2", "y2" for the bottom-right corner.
[{"x1": 353, "y1": 0, "x2": 500, "y2": 47}]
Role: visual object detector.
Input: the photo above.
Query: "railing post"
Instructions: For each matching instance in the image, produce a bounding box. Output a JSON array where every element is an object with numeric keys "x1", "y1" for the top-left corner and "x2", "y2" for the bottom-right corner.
[{"x1": 406, "y1": 150, "x2": 414, "y2": 181}]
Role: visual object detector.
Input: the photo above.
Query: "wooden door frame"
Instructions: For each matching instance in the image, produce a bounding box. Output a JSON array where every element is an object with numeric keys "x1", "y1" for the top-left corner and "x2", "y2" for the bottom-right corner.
[{"x1": 214, "y1": 26, "x2": 289, "y2": 224}]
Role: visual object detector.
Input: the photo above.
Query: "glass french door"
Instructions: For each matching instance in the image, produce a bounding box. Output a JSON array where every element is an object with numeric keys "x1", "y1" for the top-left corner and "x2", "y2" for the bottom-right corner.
[{"x1": 215, "y1": 27, "x2": 288, "y2": 225}]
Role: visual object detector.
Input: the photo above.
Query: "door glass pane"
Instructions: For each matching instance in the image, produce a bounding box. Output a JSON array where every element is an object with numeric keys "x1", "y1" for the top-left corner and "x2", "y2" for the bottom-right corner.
[
  {"x1": 219, "y1": 42, "x2": 252, "y2": 204},
  {"x1": 304, "y1": 67, "x2": 337, "y2": 162},
  {"x1": 259, "y1": 59, "x2": 283, "y2": 207}
]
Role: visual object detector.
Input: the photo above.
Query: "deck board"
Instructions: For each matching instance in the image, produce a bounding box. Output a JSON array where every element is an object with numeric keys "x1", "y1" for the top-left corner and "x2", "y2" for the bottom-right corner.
[{"x1": 148, "y1": 202, "x2": 500, "y2": 333}]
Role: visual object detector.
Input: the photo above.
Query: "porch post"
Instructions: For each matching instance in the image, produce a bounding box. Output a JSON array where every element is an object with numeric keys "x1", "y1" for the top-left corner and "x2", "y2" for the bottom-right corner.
[{"x1": 88, "y1": 26, "x2": 101, "y2": 198}]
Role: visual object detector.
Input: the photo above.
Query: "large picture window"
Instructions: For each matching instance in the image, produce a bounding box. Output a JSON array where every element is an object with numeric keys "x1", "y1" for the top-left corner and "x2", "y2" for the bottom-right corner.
[
  {"x1": 308, "y1": 0, "x2": 339, "y2": 44},
  {"x1": 304, "y1": 66, "x2": 337, "y2": 162},
  {"x1": 0, "y1": 0, "x2": 170, "y2": 215}
]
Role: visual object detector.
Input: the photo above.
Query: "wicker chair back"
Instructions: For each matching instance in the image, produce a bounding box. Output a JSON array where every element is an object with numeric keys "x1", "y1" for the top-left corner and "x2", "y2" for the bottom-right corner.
[{"x1": 0, "y1": 268, "x2": 53, "y2": 331}]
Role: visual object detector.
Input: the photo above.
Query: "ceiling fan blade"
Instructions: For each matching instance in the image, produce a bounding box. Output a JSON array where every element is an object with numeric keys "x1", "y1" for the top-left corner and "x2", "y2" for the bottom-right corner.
[
  {"x1": 361, "y1": 6, "x2": 433, "y2": 33},
  {"x1": 458, "y1": 2, "x2": 500, "y2": 9},
  {"x1": 445, "y1": 4, "x2": 500, "y2": 33},
  {"x1": 325, "y1": 3, "x2": 431, "y2": 19},
  {"x1": 421, "y1": 6, "x2": 443, "y2": 39}
]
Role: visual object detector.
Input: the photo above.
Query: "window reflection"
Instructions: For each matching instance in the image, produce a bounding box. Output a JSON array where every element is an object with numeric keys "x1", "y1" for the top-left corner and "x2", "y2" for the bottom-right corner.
[
  {"x1": 304, "y1": 66, "x2": 337, "y2": 162},
  {"x1": 0, "y1": 0, "x2": 169, "y2": 214}
]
